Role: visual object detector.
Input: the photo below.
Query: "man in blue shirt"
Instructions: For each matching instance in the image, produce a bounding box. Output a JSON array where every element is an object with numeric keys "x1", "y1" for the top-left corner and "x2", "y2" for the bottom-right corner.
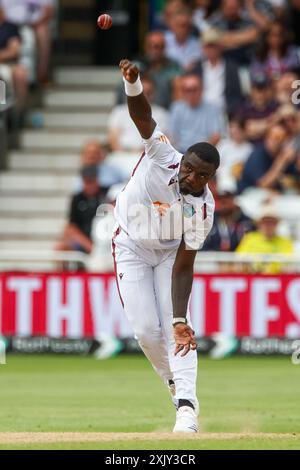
[{"x1": 170, "y1": 73, "x2": 227, "y2": 153}]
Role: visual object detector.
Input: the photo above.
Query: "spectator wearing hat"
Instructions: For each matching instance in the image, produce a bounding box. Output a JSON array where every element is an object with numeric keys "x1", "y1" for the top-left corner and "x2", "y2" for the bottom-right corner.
[
  {"x1": 237, "y1": 124, "x2": 300, "y2": 193},
  {"x1": 190, "y1": 27, "x2": 243, "y2": 114},
  {"x1": 202, "y1": 191, "x2": 254, "y2": 252},
  {"x1": 169, "y1": 73, "x2": 227, "y2": 152},
  {"x1": 56, "y1": 165, "x2": 108, "y2": 255},
  {"x1": 234, "y1": 73, "x2": 279, "y2": 144},
  {"x1": 236, "y1": 205, "x2": 293, "y2": 273}
]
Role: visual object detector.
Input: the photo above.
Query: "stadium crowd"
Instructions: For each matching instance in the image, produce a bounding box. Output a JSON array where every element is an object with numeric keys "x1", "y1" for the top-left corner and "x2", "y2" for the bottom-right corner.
[
  {"x1": 1, "y1": 0, "x2": 300, "y2": 272},
  {"x1": 61, "y1": 0, "x2": 300, "y2": 272}
]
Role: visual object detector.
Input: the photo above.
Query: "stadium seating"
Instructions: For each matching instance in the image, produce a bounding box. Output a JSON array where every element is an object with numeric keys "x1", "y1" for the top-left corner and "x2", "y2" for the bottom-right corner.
[{"x1": 0, "y1": 66, "x2": 120, "y2": 270}]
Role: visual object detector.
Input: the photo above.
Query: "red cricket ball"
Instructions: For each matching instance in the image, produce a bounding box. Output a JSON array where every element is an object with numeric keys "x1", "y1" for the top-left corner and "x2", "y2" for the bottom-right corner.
[{"x1": 97, "y1": 14, "x2": 113, "y2": 30}]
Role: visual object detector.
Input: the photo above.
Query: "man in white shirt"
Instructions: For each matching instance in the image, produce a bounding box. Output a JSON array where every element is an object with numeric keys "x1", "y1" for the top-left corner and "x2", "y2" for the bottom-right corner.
[
  {"x1": 190, "y1": 28, "x2": 243, "y2": 115},
  {"x1": 112, "y1": 59, "x2": 220, "y2": 433}
]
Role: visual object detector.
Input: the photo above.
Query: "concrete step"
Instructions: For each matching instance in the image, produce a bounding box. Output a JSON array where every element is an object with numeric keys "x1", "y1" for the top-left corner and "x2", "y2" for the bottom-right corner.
[
  {"x1": 20, "y1": 130, "x2": 107, "y2": 150},
  {"x1": 9, "y1": 152, "x2": 80, "y2": 170},
  {"x1": 33, "y1": 110, "x2": 110, "y2": 129},
  {"x1": 0, "y1": 172, "x2": 76, "y2": 193},
  {"x1": 0, "y1": 217, "x2": 65, "y2": 236},
  {"x1": 0, "y1": 196, "x2": 69, "y2": 214},
  {"x1": 8, "y1": 150, "x2": 139, "y2": 173},
  {"x1": 54, "y1": 67, "x2": 120, "y2": 87},
  {"x1": 0, "y1": 239, "x2": 56, "y2": 250},
  {"x1": 0, "y1": 261, "x2": 57, "y2": 271},
  {"x1": 44, "y1": 89, "x2": 116, "y2": 108}
]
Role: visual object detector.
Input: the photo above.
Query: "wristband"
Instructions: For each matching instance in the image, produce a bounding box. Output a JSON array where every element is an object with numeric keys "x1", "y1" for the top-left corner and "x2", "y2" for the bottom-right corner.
[
  {"x1": 123, "y1": 75, "x2": 143, "y2": 97},
  {"x1": 172, "y1": 317, "x2": 187, "y2": 326}
]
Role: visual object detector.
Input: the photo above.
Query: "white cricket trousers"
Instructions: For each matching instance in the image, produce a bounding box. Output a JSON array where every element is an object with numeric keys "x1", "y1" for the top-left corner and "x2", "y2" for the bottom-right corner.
[{"x1": 112, "y1": 228, "x2": 198, "y2": 408}]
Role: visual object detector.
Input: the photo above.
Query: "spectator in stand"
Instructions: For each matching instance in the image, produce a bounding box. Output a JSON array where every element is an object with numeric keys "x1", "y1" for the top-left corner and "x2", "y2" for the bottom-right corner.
[
  {"x1": 202, "y1": 190, "x2": 254, "y2": 251},
  {"x1": 277, "y1": 104, "x2": 300, "y2": 177},
  {"x1": 170, "y1": 73, "x2": 227, "y2": 152},
  {"x1": 250, "y1": 21, "x2": 300, "y2": 81},
  {"x1": 0, "y1": 0, "x2": 55, "y2": 84},
  {"x1": 0, "y1": 19, "x2": 28, "y2": 114},
  {"x1": 164, "y1": 8, "x2": 202, "y2": 70},
  {"x1": 234, "y1": 74, "x2": 279, "y2": 144},
  {"x1": 217, "y1": 118, "x2": 253, "y2": 192},
  {"x1": 274, "y1": 71, "x2": 299, "y2": 106},
  {"x1": 159, "y1": 0, "x2": 187, "y2": 30},
  {"x1": 236, "y1": 205, "x2": 293, "y2": 274},
  {"x1": 56, "y1": 165, "x2": 108, "y2": 255},
  {"x1": 116, "y1": 31, "x2": 183, "y2": 109},
  {"x1": 190, "y1": 28, "x2": 243, "y2": 114},
  {"x1": 237, "y1": 124, "x2": 300, "y2": 193},
  {"x1": 209, "y1": 0, "x2": 259, "y2": 66},
  {"x1": 278, "y1": 104, "x2": 300, "y2": 140},
  {"x1": 74, "y1": 140, "x2": 125, "y2": 192},
  {"x1": 109, "y1": 75, "x2": 169, "y2": 152},
  {"x1": 265, "y1": 0, "x2": 287, "y2": 18},
  {"x1": 243, "y1": 0, "x2": 275, "y2": 31}
]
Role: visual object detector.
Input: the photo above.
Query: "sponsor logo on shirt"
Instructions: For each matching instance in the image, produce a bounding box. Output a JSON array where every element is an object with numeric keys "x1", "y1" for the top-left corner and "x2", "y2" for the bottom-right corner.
[
  {"x1": 153, "y1": 201, "x2": 171, "y2": 216},
  {"x1": 183, "y1": 204, "x2": 196, "y2": 218}
]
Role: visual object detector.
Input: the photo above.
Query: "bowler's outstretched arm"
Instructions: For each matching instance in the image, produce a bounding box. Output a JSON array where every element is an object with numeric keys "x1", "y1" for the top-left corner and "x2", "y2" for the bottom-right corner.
[{"x1": 119, "y1": 59, "x2": 156, "y2": 139}]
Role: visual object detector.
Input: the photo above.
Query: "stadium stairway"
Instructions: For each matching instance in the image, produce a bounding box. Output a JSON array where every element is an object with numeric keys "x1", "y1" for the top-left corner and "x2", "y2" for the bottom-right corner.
[{"x1": 0, "y1": 67, "x2": 121, "y2": 270}]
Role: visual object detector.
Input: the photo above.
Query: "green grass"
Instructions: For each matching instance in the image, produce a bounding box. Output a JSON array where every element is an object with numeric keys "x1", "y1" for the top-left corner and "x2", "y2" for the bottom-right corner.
[{"x1": 0, "y1": 355, "x2": 299, "y2": 449}]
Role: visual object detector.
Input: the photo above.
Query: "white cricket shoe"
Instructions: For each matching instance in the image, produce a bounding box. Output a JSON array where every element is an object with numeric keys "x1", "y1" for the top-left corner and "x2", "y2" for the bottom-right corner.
[{"x1": 173, "y1": 406, "x2": 199, "y2": 433}]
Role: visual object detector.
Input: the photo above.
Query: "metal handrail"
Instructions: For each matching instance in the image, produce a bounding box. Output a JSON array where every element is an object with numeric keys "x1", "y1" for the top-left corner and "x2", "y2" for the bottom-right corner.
[
  {"x1": 0, "y1": 250, "x2": 88, "y2": 264},
  {"x1": 0, "y1": 250, "x2": 298, "y2": 265}
]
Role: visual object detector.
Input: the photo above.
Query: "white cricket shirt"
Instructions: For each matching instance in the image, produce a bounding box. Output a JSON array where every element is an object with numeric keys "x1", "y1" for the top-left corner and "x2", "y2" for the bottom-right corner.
[{"x1": 115, "y1": 126, "x2": 215, "y2": 251}]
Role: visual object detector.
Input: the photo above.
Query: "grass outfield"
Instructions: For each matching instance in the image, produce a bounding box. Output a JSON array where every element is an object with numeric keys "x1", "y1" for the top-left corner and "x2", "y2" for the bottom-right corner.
[{"x1": 0, "y1": 355, "x2": 299, "y2": 450}]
